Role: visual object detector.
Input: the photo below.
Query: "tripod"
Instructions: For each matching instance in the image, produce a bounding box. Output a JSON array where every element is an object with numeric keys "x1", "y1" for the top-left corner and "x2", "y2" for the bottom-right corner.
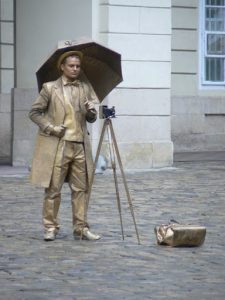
[{"x1": 86, "y1": 117, "x2": 141, "y2": 244}]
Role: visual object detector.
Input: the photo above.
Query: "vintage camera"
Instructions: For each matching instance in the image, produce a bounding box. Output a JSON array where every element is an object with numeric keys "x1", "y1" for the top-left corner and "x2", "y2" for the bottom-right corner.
[{"x1": 99, "y1": 105, "x2": 116, "y2": 119}]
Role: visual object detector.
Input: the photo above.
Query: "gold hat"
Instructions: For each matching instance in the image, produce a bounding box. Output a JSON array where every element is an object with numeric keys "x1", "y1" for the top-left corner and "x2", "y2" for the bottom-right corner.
[{"x1": 57, "y1": 50, "x2": 83, "y2": 70}]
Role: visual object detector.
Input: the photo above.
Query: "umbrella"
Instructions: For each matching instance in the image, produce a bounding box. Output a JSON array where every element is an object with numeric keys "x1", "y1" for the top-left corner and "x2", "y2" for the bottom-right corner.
[{"x1": 36, "y1": 38, "x2": 123, "y2": 102}]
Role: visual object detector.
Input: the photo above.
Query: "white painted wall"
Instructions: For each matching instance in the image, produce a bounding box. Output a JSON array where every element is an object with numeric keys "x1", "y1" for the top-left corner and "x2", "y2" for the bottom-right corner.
[
  {"x1": 16, "y1": 0, "x2": 92, "y2": 88},
  {"x1": 94, "y1": 0, "x2": 173, "y2": 168}
]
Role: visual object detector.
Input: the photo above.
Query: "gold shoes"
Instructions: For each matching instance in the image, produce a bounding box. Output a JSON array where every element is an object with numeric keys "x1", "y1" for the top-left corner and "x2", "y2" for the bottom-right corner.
[
  {"x1": 44, "y1": 227, "x2": 101, "y2": 241},
  {"x1": 44, "y1": 228, "x2": 58, "y2": 241},
  {"x1": 74, "y1": 228, "x2": 101, "y2": 241}
]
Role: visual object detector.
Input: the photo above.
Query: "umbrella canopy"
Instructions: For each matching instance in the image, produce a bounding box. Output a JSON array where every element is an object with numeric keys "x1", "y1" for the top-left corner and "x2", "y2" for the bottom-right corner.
[{"x1": 36, "y1": 39, "x2": 123, "y2": 102}]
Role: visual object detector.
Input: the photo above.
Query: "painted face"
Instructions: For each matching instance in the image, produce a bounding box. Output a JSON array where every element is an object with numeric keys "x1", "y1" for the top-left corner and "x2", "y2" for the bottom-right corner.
[{"x1": 60, "y1": 56, "x2": 81, "y2": 81}]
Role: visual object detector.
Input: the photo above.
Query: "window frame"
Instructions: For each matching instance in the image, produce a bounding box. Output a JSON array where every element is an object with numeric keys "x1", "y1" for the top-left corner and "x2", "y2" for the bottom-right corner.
[{"x1": 200, "y1": 0, "x2": 225, "y2": 87}]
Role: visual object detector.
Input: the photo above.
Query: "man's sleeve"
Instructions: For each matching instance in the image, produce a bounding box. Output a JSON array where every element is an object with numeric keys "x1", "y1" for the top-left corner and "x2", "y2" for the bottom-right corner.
[
  {"x1": 29, "y1": 83, "x2": 52, "y2": 132},
  {"x1": 84, "y1": 81, "x2": 98, "y2": 123}
]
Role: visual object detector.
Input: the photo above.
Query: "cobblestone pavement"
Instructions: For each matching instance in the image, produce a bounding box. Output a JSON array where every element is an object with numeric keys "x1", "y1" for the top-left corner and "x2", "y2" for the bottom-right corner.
[{"x1": 0, "y1": 161, "x2": 225, "y2": 300}]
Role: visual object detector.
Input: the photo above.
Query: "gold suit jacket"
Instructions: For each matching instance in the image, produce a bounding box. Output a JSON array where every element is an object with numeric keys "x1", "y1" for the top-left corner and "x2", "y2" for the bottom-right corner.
[{"x1": 29, "y1": 77, "x2": 98, "y2": 188}]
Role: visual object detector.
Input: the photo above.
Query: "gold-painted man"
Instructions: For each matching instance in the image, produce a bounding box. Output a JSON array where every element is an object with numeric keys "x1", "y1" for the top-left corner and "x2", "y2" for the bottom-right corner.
[{"x1": 29, "y1": 51, "x2": 100, "y2": 241}]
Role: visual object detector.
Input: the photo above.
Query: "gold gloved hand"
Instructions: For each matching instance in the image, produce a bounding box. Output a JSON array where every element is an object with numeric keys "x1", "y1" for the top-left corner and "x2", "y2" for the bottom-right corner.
[
  {"x1": 47, "y1": 124, "x2": 66, "y2": 137},
  {"x1": 84, "y1": 100, "x2": 95, "y2": 111},
  {"x1": 52, "y1": 125, "x2": 66, "y2": 137}
]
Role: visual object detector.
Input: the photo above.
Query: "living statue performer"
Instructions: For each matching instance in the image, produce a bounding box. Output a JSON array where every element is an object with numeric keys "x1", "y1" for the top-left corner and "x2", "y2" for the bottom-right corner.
[{"x1": 29, "y1": 50, "x2": 100, "y2": 241}]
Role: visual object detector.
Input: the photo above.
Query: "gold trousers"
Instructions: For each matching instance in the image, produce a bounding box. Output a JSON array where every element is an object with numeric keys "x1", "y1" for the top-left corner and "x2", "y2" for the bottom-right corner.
[{"x1": 43, "y1": 140, "x2": 89, "y2": 233}]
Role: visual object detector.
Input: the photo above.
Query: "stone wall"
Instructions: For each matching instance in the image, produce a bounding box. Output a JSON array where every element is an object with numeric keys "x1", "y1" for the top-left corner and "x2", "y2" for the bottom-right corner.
[
  {"x1": 172, "y1": 96, "x2": 225, "y2": 152},
  {"x1": 0, "y1": 0, "x2": 15, "y2": 164},
  {"x1": 97, "y1": 0, "x2": 173, "y2": 168},
  {"x1": 12, "y1": 0, "x2": 174, "y2": 169},
  {"x1": 12, "y1": 88, "x2": 38, "y2": 167},
  {"x1": 171, "y1": 0, "x2": 225, "y2": 153},
  {"x1": 0, "y1": 0, "x2": 15, "y2": 93},
  {"x1": 0, "y1": 94, "x2": 12, "y2": 164},
  {"x1": 12, "y1": 0, "x2": 93, "y2": 166},
  {"x1": 171, "y1": 0, "x2": 198, "y2": 97},
  {"x1": 16, "y1": 0, "x2": 92, "y2": 88}
]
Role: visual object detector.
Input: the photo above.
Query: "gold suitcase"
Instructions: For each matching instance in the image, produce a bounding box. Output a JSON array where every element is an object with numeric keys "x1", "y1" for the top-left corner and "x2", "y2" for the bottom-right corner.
[{"x1": 154, "y1": 224, "x2": 206, "y2": 247}]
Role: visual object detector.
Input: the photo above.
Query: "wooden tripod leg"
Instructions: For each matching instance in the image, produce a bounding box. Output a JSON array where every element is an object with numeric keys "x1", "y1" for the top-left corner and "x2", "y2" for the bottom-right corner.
[
  {"x1": 86, "y1": 119, "x2": 108, "y2": 208},
  {"x1": 107, "y1": 126, "x2": 125, "y2": 240},
  {"x1": 81, "y1": 119, "x2": 108, "y2": 240},
  {"x1": 108, "y1": 119, "x2": 141, "y2": 245},
  {"x1": 112, "y1": 161, "x2": 125, "y2": 240}
]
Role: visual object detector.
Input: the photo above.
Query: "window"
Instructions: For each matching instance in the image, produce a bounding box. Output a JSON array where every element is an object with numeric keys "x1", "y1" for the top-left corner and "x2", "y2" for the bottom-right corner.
[{"x1": 202, "y1": 0, "x2": 225, "y2": 85}]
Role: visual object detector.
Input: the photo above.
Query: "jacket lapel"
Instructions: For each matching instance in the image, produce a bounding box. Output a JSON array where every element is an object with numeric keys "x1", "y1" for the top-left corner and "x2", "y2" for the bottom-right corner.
[{"x1": 53, "y1": 77, "x2": 65, "y2": 108}]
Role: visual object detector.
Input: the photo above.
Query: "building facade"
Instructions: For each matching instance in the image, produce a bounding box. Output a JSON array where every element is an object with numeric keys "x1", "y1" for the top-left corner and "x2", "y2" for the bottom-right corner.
[
  {"x1": 172, "y1": 0, "x2": 225, "y2": 152},
  {"x1": 0, "y1": 0, "x2": 224, "y2": 168},
  {"x1": 0, "y1": 0, "x2": 15, "y2": 164}
]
